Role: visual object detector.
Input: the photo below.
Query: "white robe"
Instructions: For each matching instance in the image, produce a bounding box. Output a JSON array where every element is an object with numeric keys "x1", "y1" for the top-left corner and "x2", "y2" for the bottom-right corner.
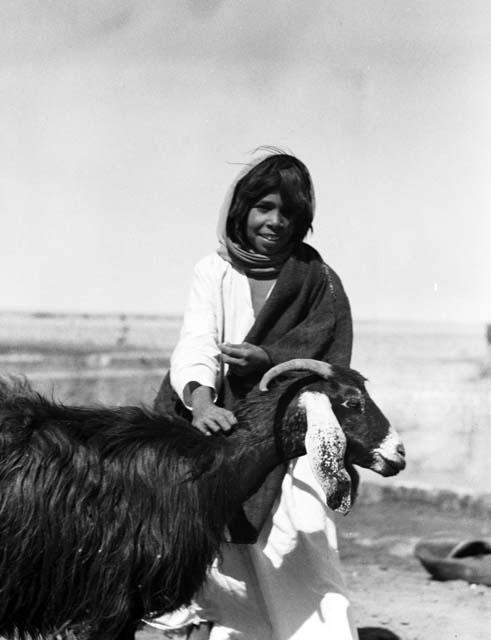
[{"x1": 148, "y1": 253, "x2": 358, "y2": 640}]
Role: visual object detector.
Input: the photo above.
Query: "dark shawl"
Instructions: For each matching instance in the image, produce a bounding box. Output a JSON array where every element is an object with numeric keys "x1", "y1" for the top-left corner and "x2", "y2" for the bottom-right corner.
[{"x1": 236, "y1": 242, "x2": 352, "y2": 378}]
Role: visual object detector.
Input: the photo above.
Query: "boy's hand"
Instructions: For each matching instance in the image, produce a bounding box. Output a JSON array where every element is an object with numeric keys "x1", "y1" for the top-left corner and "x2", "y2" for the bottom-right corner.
[
  {"x1": 189, "y1": 384, "x2": 237, "y2": 435},
  {"x1": 219, "y1": 342, "x2": 271, "y2": 377},
  {"x1": 192, "y1": 404, "x2": 237, "y2": 435}
]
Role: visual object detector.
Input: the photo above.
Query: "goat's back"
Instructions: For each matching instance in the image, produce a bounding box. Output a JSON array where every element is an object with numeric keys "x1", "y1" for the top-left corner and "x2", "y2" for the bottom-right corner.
[{"x1": 0, "y1": 379, "x2": 239, "y2": 638}]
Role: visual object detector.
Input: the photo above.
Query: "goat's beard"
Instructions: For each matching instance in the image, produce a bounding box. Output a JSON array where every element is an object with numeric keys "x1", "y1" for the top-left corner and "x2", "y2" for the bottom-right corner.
[{"x1": 345, "y1": 461, "x2": 360, "y2": 505}]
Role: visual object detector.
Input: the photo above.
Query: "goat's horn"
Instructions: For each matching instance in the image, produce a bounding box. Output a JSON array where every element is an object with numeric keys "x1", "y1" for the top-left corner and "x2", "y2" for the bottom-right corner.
[{"x1": 259, "y1": 359, "x2": 334, "y2": 392}]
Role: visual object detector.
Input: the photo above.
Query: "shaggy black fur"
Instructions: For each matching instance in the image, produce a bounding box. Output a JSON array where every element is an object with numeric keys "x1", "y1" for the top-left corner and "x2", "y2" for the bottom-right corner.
[
  {"x1": 0, "y1": 379, "x2": 241, "y2": 639},
  {"x1": 0, "y1": 376, "x2": 312, "y2": 640},
  {"x1": 0, "y1": 368, "x2": 393, "y2": 640}
]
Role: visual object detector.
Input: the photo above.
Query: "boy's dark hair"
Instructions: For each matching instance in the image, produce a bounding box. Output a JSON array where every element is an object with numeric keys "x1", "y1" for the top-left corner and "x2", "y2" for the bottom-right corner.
[{"x1": 226, "y1": 154, "x2": 315, "y2": 245}]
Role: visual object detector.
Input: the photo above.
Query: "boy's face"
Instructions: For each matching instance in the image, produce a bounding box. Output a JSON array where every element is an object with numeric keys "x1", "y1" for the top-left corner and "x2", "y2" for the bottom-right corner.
[{"x1": 245, "y1": 192, "x2": 294, "y2": 255}]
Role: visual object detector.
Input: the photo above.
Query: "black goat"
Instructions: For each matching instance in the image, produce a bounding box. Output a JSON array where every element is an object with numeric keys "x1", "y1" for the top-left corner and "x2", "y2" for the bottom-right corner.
[{"x1": 0, "y1": 360, "x2": 405, "y2": 640}]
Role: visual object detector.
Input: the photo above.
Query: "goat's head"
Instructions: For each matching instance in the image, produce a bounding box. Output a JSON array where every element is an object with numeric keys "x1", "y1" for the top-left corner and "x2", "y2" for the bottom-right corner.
[{"x1": 259, "y1": 359, "x2": 405, "y2": 514}]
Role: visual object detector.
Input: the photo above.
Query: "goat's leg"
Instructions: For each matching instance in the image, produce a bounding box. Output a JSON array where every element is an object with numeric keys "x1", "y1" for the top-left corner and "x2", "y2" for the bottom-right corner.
[
  {"x1": 113, "y1": 619, "x2": 139, "y2": 640},
  {"x1": 111, "y1": 595, "x2": 145, "y2": 640},
  {"x1": 82, "y1": 620, "x2": 138, "y2": 640},
  {"x1": 187, "y1": 622, "x2": 213, "y2": 639}
]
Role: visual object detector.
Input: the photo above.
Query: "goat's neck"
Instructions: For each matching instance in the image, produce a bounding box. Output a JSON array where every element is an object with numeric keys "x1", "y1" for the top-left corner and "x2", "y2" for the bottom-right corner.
[
  {"x1": 225, "y1": 390, "x2": 310, "y2": 502},
  {"x1": 226, "y1": 431, "x2": 280, "y2": 504},
  {"x1": 222, "y1": 379, "x2": 313, "y2": 504}
]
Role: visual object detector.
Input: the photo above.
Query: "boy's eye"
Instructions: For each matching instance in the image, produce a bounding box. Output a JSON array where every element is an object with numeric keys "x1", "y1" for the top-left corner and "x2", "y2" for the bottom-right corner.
[{"x1": 255, "y1": 201, "x2": 275, "y2": 212}]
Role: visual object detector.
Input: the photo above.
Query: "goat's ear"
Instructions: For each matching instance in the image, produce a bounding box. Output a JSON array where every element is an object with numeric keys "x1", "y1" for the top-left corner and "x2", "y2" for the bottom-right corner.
[{"x1": 300, "y1": 391, "x2": 352, "y2": 514}]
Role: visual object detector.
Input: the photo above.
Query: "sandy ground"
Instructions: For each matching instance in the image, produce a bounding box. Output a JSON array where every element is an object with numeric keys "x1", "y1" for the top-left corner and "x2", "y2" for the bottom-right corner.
[
  {"x1": 337, "y1": 497, "x2": 491, "y2": 640},
  {"x1": 136, "y1": 497, "x2": 491, "y2": 640}
]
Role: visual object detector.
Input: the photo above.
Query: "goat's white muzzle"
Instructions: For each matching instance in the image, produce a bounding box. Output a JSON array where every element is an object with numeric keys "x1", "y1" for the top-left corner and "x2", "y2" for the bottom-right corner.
[{"x1": 370, "y1": 429, "x2": 406, "y2": 476}]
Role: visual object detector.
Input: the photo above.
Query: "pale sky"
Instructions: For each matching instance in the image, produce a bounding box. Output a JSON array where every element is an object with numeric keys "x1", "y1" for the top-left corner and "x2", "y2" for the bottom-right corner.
[{"x1": 1, "y1": 1, "x2": 490, "y2": 322}]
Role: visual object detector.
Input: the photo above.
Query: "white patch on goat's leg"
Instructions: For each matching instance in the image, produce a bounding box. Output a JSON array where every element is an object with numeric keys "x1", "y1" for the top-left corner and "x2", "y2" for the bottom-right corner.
[{"x1": 299, "y1": 391, "x2": 351, "y2": 514}]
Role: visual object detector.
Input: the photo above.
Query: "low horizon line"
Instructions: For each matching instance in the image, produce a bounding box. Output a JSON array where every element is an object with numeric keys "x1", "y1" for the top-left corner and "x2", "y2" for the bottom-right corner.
[{"x1": 0, "y1": 308, "x2": 487, "y2": 327}]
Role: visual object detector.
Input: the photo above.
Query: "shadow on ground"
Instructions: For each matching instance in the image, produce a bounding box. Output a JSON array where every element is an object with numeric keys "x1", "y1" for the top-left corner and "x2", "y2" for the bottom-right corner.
[{"x1": 358, "y1": 627, "x2": 401, "y2": 639}]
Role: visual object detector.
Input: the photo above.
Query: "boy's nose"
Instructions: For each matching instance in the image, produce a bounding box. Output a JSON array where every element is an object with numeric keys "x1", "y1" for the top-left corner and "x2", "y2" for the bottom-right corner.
[{"x1": 267, "y1": 210, "x2": 284, "y2": 227}]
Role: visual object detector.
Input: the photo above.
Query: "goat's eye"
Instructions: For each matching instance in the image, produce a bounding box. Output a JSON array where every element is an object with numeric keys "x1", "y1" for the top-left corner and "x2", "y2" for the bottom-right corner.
[{"x1": 341, "y1": 399, "x2": 360, "y2": 409}]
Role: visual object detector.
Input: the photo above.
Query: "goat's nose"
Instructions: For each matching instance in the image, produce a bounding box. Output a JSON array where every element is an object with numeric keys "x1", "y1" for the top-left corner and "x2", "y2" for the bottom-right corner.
[{"x1": 396, "y1": 443, "x2": 406, "y2": 458}]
